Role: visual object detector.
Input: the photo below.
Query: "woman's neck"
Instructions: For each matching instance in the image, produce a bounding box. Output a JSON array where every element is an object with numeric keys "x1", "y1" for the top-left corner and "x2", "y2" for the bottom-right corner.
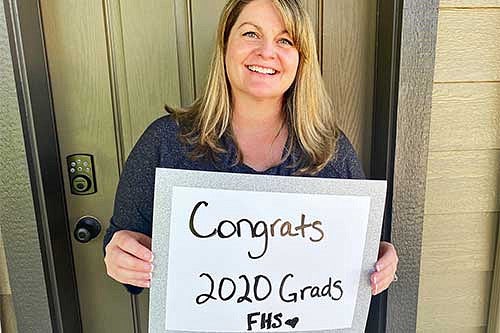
[
  {"x1": 231, "y1": 95, "x2": 288, "y2": 171},
  {"x1": 231, "y1": 95, "x2": 284, "y2": 134}
]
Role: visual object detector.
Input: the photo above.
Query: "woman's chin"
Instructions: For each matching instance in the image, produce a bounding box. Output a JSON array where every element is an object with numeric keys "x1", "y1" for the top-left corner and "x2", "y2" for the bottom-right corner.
[
  {"x1": 242, "y1": 86, "x2": 284, "y2": 100},
  {"x1": 245, "y1": 91, "x2": 282, "y2": 101}
]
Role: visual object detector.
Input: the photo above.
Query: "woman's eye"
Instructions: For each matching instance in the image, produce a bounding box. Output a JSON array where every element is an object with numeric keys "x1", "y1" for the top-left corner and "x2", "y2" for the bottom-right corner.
[
  {"x1": 242, "y1": 31, "x2": 258, "y2": 38},
  {"x1": 279, "y1": 38, "x2": 293, "y2": 46}
]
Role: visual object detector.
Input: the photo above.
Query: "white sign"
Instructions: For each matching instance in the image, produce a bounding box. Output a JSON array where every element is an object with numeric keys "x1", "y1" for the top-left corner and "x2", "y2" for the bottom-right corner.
[{"x1": 149, "y1": 169, "x2": 387, "y2": 333}]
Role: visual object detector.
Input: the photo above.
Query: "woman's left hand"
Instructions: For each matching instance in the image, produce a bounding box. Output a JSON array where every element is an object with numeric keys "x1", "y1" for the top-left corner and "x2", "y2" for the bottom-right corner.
[{"x1": 370, "y1": 241, "x2": 398, "y2": 295}]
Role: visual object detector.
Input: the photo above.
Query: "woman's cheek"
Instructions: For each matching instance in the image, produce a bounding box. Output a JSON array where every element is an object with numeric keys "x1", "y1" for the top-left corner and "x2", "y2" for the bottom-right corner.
[{"x1": 282, "y1": 48, "x2": 299, "y2": 66}]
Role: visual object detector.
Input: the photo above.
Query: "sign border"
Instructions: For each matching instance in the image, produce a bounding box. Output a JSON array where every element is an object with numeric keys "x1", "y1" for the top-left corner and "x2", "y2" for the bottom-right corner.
[{"x1": 149, "y1": 168, "x2": 387, "y2": 333}]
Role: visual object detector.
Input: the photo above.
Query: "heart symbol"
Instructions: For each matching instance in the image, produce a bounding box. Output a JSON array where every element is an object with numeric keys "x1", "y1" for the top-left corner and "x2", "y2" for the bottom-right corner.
[{"x1": 285, "y1": 317, "x2": 299, "y2": 329}]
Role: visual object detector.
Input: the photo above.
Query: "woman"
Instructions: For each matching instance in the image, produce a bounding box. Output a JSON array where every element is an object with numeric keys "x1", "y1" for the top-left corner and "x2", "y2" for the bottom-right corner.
[{"x1": 104, "y1": 0, "x2": 398, "y2": 297}]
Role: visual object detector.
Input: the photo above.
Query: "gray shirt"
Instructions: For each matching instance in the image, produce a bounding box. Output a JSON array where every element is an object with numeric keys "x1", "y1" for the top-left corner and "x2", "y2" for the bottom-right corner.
[{"x1": 103, "y1": 114, "x2": 365, "y2": 293}]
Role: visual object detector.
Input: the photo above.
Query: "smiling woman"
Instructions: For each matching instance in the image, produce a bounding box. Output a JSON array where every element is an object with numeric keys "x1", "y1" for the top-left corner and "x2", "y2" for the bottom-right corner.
[{"x1": 103, "y1": 0, "x2": 398, "y2": 302}]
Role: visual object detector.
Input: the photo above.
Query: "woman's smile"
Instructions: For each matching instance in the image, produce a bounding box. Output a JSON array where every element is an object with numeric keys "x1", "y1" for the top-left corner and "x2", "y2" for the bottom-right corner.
[{"x1": 246, "y1": 65, "x2": 279, "y2": 75}]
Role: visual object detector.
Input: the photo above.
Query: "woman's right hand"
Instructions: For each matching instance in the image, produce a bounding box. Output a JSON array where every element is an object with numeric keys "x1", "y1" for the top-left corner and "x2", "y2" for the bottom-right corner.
[{"x1": 104, "y1": 230, "x2": 154, "y2": 288}]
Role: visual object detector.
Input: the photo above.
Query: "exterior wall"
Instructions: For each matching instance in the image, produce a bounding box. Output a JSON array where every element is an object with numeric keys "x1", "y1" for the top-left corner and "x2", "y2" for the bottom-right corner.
[{"x1": 417, "y1": 1, "x2": 500, "y2": 331}]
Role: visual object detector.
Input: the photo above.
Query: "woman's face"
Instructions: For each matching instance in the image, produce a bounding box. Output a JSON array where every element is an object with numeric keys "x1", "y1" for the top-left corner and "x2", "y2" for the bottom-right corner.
[{"x1": 225, "y1": 0, "x2": 300, "y2": 102}]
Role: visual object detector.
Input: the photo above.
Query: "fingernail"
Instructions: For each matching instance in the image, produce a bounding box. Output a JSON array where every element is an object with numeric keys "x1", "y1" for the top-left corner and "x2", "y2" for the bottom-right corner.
[
  {"x1": 150, "y1": 264, "x2": 154, "y2": 272},
  {"x1": 376, "y1": 264, "x2": 381, "y2": 272},
  {"x1": 372, "y1": 275, "x2": 377, "y2": 284},
  {"x1": 148, "y1": 272, "x2": 153, "y2": 279}
]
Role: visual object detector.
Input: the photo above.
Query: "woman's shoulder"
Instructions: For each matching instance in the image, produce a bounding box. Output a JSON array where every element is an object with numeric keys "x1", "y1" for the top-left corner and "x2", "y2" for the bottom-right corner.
[
  {"x1": 335, "y1": 130, "x2": 356, "y2": 160},
  {"x1": 126, "y1": 113, "x2": 182, "y2": 161},
  {"x1": 317, "y1": 130, "x2": 365, "y2": 179},
  {"x1": 143, "y1": 112, "x2": 180, "y2": 137},
  {"x1": 336, "y1": 130, "x2": 365, "y2": 179}
]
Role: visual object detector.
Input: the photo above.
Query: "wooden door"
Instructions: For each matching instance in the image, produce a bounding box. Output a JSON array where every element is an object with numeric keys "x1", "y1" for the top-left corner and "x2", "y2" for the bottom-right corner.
[{"x1": 40, "y1": 1, "x2": 180, "y2": 332}]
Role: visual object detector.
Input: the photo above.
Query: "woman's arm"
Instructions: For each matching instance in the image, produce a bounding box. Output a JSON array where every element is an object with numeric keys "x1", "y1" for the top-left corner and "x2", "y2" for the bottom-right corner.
[{"x1": 103, "y1": 116, "x2": 167, "y2": 293}]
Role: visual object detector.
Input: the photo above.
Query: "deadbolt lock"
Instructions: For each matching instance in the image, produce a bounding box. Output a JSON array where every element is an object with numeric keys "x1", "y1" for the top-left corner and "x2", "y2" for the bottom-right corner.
[
  {"x1": 67, "y1": 154, "x2": 97, "y2": 195},
  {"x1": 74, "y1": 216, "x2": 101, "y2": 243}
]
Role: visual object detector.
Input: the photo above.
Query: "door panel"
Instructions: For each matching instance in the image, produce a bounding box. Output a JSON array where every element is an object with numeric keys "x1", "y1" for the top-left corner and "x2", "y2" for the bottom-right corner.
[
  {"x1": 40, "y1": 1, "x2": 134, "y2": 332},
  {"x1": 323, "y1": 1, "x2": 376, "y2": 171},
  {"x1": 191, "y1": 0, "x2": 228, "y2": 97},
  {"x1": 40, "y1": 0, "x2": 180, "y2": 332},
  {"x1": 41, "y1": 0, "x2": 376, "y2": 331},
  {"x1": 118, "y1": 1, "x2": 181, "y2": 154}
]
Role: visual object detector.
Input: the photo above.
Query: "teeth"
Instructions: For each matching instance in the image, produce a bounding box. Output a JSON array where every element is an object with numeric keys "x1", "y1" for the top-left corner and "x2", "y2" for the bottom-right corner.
[{"x1": 247, "y1": 65, "x2": 276, "y2": 75}]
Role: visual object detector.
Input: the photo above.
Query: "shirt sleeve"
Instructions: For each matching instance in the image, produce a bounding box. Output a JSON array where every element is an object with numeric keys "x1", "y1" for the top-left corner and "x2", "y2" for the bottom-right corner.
[{"x1": 103, "y1": 117, "x2": 164, "y2": 294}]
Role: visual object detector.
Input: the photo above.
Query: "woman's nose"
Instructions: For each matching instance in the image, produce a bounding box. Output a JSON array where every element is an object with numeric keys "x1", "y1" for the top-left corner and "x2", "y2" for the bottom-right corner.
[{"x1": 257, "y1": 40, "x2": 276, "y2": 59}]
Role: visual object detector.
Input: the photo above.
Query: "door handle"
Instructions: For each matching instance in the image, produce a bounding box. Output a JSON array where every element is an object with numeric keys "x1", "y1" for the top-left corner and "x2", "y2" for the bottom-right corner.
[{"x1": 74, "y1": 216, "x2": 102, "y2": 243}]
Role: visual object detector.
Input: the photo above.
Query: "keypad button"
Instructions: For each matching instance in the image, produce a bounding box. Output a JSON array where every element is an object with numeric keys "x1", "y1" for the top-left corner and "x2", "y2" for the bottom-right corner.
[
  {"x1": 70, "y1": 168, "x2": 76, "y2": 173},
  {"x1": 70, "y1": 162, "x2": 76, "y2": 167}
]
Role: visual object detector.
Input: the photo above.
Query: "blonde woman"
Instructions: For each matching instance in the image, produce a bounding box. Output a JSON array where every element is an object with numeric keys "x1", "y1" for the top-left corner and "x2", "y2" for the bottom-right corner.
[{"x1": 104, "y1": 0, "x2": 398, "y2": 299}]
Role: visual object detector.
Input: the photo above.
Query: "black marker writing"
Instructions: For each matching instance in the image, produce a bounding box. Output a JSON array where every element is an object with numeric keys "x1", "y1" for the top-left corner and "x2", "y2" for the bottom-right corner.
[{"x1": 188, "y1": 201, "x2": 325, "y2": 259}]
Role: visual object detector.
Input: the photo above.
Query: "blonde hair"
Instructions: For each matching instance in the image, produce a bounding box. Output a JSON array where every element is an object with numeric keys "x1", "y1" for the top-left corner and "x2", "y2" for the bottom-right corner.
[{"x1": 171, "y1": 0, "x2": 340, "y2": 175}]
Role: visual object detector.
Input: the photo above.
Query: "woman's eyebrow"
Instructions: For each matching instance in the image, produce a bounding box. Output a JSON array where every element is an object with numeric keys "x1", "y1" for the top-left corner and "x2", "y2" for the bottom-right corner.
[
  {"x1": 237, "y1": 22, "x2": 262, "y2": 32},
  {"x1": 237, "y1": 22, "x2": 289, "y2": 36}
]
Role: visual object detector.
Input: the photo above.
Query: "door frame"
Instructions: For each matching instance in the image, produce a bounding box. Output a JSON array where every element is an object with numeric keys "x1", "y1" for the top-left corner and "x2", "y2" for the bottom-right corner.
[
  {"x1": 3, "y1": 0, "x2": 439, "y2": 331},
  {"x1": 2, "y1": 0, "x2": 81, "y2": 332},
  {"x1": 384, "y1": 1, "x2": 439, "y2": 331}
]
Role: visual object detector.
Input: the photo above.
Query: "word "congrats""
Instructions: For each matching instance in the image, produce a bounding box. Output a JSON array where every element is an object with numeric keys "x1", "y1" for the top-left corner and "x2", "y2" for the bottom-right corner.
[{"x1": 188, "y1": 201, "x2": 325, "y2": 259}]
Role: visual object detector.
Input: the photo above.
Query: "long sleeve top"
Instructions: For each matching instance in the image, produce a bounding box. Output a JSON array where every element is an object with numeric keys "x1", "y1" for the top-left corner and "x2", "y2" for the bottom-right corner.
[{"x1": 103, "y1": 114, "x2": 365, "y2": 294}]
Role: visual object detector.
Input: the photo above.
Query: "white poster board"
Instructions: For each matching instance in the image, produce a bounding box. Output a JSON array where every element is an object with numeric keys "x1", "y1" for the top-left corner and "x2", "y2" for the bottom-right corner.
[{"x1": 149, "y1": 169, "x2": 387, "y2": 333}]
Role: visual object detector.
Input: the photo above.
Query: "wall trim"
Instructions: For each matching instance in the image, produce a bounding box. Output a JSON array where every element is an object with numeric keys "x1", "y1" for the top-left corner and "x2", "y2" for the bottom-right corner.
[
  {"x1": 366, "y1": 0, "x2": 404, "y2": 330},
  {"x1": 488, "y1": 216, "x2": 500, "y2": 332},
  {"x1": 386, "y1": 0, "x2": 439, "y2": 331}
]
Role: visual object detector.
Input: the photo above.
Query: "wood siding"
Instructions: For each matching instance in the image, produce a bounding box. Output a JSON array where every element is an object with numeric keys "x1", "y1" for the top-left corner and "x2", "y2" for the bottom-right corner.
[{"x1": 417, "y1": 2, "x2": 500, "y2": 332}]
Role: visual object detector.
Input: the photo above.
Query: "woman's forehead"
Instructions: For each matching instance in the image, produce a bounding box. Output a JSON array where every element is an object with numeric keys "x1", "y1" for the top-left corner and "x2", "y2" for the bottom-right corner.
[{"x1": 234, "y1": 0, "x2": 288, "y2": 33}]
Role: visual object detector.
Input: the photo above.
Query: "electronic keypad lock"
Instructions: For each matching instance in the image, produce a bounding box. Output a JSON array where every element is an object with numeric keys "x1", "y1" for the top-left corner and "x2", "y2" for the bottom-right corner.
[{"x1": 66, "y1": 154, "x2": 97, "y2": 195}]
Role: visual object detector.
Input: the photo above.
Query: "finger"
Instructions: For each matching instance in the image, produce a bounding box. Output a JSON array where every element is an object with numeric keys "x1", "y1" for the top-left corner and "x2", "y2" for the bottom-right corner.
[
  {"x1": 116, "y1": 232, "x2": 153, "y2": 262},
  {"x1": 116, "y1": 250, "x2": 154, "y2": 273},
  {"x1": 370, "y1": 262, "x2": 397, "y2": 287},
  {"x1": 129, "y1": 231, "x2": 151, "y2": 250},
  {"x1": 372, "y1": 272, "x2": 395, "y2": 295},
  {"x1": 112, "y1": 267, "x2": 152, "y2": 283},
  {"x1": 375, "y1": 242, "x2": 398, "y2": 272},
  {"x1": 372, "y1": 260, "x2": 397, "y2": 281},
  {"x1": 135, "y1": 233, "x2": 152, "y2": 249}
]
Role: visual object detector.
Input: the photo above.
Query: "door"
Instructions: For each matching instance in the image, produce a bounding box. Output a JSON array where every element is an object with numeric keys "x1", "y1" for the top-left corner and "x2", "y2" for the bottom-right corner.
[
  {"x1": 40, "y1": 1, "x2": 181, "y2": 332},
  {"x1": 39, "y1": 1, "x2": 376, "y2": 332}
]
